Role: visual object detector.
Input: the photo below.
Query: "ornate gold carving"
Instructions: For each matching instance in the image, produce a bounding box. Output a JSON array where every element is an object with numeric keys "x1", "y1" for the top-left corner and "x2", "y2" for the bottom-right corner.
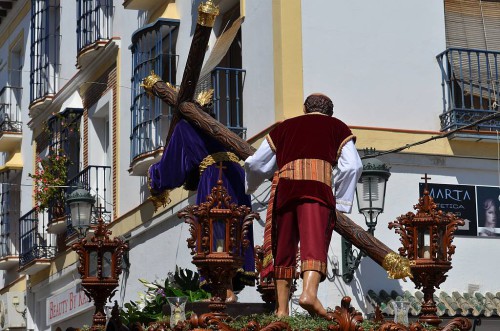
[
  {"x1": 199, "y1": 151, "x2": 240, "y2": 176},
  {"x1": 382, "y1": 252, "x2": 414, "y2": 280},
  {"x1": 198, "y1": 0, "x2": 220, "y2": 27},
  {"x1": 140, "y1": 71, "x2": 162, "y2": 95},
  {"x1": 195, "y1": 89, "x2": 214, "y2": 107},
  {"x1": 148, "y1": 190, "x2": 171, "y2": 211}
]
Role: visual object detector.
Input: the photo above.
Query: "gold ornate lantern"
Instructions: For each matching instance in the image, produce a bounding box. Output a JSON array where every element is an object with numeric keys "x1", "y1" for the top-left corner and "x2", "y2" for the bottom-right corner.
[
  {"x1": 178, "y1": 164, "x2": 258, "y2": 319},
  {"x1": 72, "y1": 215, "x2": 128, "y2": 330},
  {"x1": 388, "y1": 175, "x2": 464, "y2": 327}
]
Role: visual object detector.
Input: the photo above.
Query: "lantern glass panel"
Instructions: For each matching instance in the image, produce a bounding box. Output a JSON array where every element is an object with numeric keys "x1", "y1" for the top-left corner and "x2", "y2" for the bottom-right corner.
[
  {"x1": 89, "y1": 251, "x2": 98, "y2": 276},
  {"x1": 356, "y1": 176, "x2": 387, "y2": 219},
  {"x1": 103, "y1": 252, "x2": 112, "y2": 277},
  {"x1": 212, "y1": 218, "x2": 226, "y2": 253},
  {"x1": 70, "y1": 201, "x2": 92, "y2": 233}
]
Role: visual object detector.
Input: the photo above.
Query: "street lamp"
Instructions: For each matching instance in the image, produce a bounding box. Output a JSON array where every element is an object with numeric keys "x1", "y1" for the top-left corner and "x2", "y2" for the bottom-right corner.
[
  {"x1": 356, "y1": 151, "x2": 391, "y2": 234},
  {"x1": 341, "y1": 149, "x2": 391, "y2": 283},
  {"x1": 67, "y1": 184, "x2": 95, "y2": 238},
  {"x1": 69, "y1": 186, "x2": 128, "y2": 331}
]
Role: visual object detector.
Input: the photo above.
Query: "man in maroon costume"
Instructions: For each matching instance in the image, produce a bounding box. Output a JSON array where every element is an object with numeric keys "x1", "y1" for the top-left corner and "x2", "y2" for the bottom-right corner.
[{"x1": 244, "y1": 93, "x2": 362, "y2": 318}]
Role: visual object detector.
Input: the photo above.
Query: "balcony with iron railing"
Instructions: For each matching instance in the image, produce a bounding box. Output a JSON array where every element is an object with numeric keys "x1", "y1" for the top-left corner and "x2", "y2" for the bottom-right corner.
[
  {"x1": 76, "y1": 0, "x2": 115, "y2": 68},
  {"x1": 437, "y1": 48, "x2": 500, "y2": 139},
  {"x1": 129, "y1": 18, "x2": 179, "y2": 175},
  {"x1": 0, "y1": 86, "x2": 22, "y2": 152},
  {"x1": 19, "y1": 207, "x2": 57, "y2": 274},
  {"x1": 0, "y1": 183, "x2": 21, "y2": 270},
  {"x1": 211, "y1": 67, "x2": 246, "y2": 139},
  {"x1": 46, "y1": 165, "x2": 112, "y2": 236},
  {"x1": 65, "y1": 165, "x2": 112, "y2": 238},
  {"x1": 29, "y1": 0, "x2": 61, "y2": 112}
]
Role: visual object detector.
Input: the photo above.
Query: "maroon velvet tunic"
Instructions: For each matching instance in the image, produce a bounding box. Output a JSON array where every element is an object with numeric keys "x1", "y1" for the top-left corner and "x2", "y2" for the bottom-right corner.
[{"x1": 267, "y1": 113, "x2": 355, "y2": 211}]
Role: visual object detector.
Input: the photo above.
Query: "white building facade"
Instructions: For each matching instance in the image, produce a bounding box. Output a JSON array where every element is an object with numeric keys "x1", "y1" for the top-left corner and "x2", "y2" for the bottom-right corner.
[{"x1": 0, "y1": 0, "x2": 498, "y2": 330}]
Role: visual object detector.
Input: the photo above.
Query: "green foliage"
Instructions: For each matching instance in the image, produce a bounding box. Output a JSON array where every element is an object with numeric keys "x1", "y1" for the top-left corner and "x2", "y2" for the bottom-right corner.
[
  {"x1": 120, "y1": 267, "x2": 210, "y2": 327},
  {"x1": 228, "y1": 312, "x2": 334, "y2": 330},
  {"x1": 29, "y1": 150, "x2": 69, "y2": 210}
]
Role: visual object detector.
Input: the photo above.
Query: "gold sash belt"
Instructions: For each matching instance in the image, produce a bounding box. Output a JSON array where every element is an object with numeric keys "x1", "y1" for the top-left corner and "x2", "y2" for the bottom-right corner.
[{"x1": 278, "y1": 158, "x2": 332, "y2": 187}]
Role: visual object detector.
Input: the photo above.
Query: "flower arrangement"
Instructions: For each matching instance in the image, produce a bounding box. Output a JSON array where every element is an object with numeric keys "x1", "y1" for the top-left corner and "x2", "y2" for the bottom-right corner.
[{"x1": 29, "y1": 150, "x2": 69, "y2": 210}]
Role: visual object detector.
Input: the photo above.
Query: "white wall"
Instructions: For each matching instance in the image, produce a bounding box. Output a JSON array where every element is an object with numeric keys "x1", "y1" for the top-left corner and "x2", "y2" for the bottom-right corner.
[
  {"x1": 59, "y1": 0, "x2": 78, "y2": 89},
  {"x1": 241, "y1": 0, "x2": 276, "y2": 137},
  {"x1": 302, "y1": 0, "x2": 446, "y2": 131}
]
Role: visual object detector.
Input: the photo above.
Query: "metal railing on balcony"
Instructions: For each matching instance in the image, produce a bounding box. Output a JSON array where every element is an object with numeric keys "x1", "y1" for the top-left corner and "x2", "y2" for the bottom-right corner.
[
  {"x1": 437, "y1": 48, "x2": 500, "y2": 132},
  {"x1": 19, "y1": 208, "x2": 56, "y2": 268},
  {"x1": 0, "y1": 180, "x2": 20, "y2": 258},
  {"x1": 0, "y1": 86, "x2": 22, "y2": 133},
  {"x1": 65, "y1": 165, "x2": 112, "y2": 235},
  {"x1": 130, "y1": 18, "x2": 179, "y2": 162},
  {"x1": 211, "y1": 67, "x2": 246, "y2": 138},
  {"x1": 30, "y1": 0, "x2": 61, "y2": 104},
  {"x1": 77, "y1": 0, "x2": 114, "y2": 53}
]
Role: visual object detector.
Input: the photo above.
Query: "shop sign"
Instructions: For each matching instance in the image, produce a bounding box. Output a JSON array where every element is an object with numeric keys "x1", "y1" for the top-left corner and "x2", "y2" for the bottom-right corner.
[
  {"x1": 419, "y1": 183, "x2": 500, "y2": 237},
  {"x1": 46, "y1": 284, "x2": 92, "y2": 325}
]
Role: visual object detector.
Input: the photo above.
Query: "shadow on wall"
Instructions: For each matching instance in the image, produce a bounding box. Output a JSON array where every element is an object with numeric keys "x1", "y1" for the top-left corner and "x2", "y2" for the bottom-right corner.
[{"x1": 351, "y1": 257, "x2": 404, "y2": 314}]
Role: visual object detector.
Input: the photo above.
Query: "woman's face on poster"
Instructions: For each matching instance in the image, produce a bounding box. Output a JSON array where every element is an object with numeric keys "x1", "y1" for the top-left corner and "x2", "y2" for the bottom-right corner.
[{"x1": 485, "y1": 201, "x2": 497, "y2": 228}]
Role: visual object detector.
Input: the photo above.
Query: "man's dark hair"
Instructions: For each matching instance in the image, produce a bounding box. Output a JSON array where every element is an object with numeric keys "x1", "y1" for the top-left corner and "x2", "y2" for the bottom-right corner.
[{"x1": 304, "y1": 93, "x2": 334, "y2": 116}]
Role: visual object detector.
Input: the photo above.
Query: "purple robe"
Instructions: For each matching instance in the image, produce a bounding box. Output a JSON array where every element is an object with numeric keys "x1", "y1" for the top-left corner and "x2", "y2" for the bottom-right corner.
[{"x1": 149, "y1": 119, "x2": 255, "y2": 288}]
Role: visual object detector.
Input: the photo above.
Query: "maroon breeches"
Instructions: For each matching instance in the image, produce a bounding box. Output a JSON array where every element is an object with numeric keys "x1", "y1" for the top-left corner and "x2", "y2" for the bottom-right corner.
[{"x1": 274, "y1": 200, "x2": 335, "y2": 280}]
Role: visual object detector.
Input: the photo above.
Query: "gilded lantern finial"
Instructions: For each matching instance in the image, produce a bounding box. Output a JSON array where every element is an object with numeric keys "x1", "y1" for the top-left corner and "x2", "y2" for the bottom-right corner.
[
  {"x1": 198, "y1": 0, "x2": 220, "y2": 27},
  {"x1": 141, "y1": 71, "x2": 162, "y2": 95},
  {"x1": 382, "y1": 252, "x2": 414, "y2": 280}
]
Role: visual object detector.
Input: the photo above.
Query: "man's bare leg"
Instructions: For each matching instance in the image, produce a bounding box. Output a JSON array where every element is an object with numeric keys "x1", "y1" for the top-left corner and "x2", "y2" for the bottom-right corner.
[
  {"x1": 275, "y1": 278, "x2": 292, "y2": 317},
  {"x1": 298, "y1": 271, "x2": 327, "y2": 317}
]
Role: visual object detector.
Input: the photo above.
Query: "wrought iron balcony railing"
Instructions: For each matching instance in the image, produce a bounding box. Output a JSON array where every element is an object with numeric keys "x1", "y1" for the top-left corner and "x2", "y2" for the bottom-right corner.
[
  {"x1": 437, "y1": 48, "x2": 500, "y2": 133},
  {"x1": 77, "y1": 0, "x2": 114, "y2": 53},
  {"x1": 30, "y1": 0, "x2": 61, "y2": 105},
  {"x1": 0, "y1": 171, "x2": 21, "y2": 261},
  {"x1": 130, "y1": 18, "x2": 179, "y2": 162},
  {"x1": 211, "y1": 67, "x2": 246, "y2": 139},
  {"x1": 65, "y1": 165, "x2": 112, "y2": 235},
  {"x1": 0, "y1": 86, "x2": 22, "y2": 133},
  {"x1": 19, "y1": 208, "x2": 57, "y2": 268}
]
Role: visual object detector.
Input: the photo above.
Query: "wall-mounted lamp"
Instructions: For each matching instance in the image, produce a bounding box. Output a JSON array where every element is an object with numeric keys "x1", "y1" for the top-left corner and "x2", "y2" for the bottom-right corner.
[
  {"x1": 67, "y1": 184, "x2": 96, "y2": 238},
  {"x1": 341, "y1": 149, "x2": 391, "y2": 283}
]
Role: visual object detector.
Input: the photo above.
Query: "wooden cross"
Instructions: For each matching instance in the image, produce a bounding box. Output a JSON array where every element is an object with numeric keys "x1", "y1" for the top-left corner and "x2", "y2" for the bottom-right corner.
[{"x1": 141, "y1": 0, "x2": 254, "y2": 160}]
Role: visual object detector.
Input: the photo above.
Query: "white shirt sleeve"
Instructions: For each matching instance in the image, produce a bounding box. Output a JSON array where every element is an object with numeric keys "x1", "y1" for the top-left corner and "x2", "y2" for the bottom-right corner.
[
  {"x1": 244, "y1": 139, "x2": 278, "y2": 194},
  {"x1": 333, "y1": 140, "x2": 363, "y2": 213}
]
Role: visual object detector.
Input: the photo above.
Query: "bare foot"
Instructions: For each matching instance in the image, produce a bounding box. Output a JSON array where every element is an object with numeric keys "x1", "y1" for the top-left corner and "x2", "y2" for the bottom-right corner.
[{"x1": 226, "y1": 289, "x2": 238, "y2": 303}]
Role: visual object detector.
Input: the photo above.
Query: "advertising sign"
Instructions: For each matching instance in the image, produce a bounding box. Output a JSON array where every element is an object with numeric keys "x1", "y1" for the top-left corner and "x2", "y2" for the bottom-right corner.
[{"x1": 46, "y1": 283, "x2": 92, "y2": 325}]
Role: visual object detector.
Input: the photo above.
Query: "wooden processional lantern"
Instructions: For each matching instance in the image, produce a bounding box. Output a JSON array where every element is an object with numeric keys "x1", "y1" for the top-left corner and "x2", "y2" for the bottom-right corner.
[
  {"x1": 72, "y1": 217, "x2": 129, "y2": 331},
  {"x1": 178, "y1": 163, "x2": 259, "y2": 319},
  {"x1": 389, "y1": 174, "x2": 464, "y2": 327}
]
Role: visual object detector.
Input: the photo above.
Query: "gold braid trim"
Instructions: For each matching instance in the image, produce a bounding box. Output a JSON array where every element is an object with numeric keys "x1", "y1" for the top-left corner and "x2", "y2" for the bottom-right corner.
[
  {"x1": 199, "y1": 152, "x2": 241, "y2": 176},
  {"x1": 149, "y1": 190, "x2": 171, "y2": 212},
  {"x1": 382, "y1": 252, "x2": 414, "y2": 281},
  {"x1": 147, "y1": 164, "x2": 171, "y2": 211}
]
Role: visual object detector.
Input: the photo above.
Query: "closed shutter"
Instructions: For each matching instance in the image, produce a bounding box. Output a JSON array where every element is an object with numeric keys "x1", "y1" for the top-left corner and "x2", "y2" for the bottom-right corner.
[
  {"x1": 444, "y1": 0, "x2": 500, "y2": 102},
  {"x1": 445, "y1": 0, "x2": 500, "y2": 50}
]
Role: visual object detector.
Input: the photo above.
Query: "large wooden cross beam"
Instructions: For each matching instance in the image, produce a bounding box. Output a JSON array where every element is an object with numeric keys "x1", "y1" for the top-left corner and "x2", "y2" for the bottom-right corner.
[{"x1": 141, "y1": 1, "x2": 411, "y2": 280}]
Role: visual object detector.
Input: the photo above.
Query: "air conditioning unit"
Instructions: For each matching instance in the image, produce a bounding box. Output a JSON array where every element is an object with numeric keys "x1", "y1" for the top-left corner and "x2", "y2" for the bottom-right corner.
[{"x1": 0, "y1": 292, "x2": 26, "y2": 330}]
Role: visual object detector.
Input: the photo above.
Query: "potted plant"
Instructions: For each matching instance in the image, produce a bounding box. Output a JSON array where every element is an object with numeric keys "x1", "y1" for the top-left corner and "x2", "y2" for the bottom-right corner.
[{"x1": 29, "y1": 150, "x2": 69, "y2": 215}]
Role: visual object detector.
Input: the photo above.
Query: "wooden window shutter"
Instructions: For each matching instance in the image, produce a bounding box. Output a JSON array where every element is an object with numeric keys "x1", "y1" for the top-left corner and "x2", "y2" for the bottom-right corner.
[{"x1": 444, "y1": 0, "x2": 500, "y2": 50}]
